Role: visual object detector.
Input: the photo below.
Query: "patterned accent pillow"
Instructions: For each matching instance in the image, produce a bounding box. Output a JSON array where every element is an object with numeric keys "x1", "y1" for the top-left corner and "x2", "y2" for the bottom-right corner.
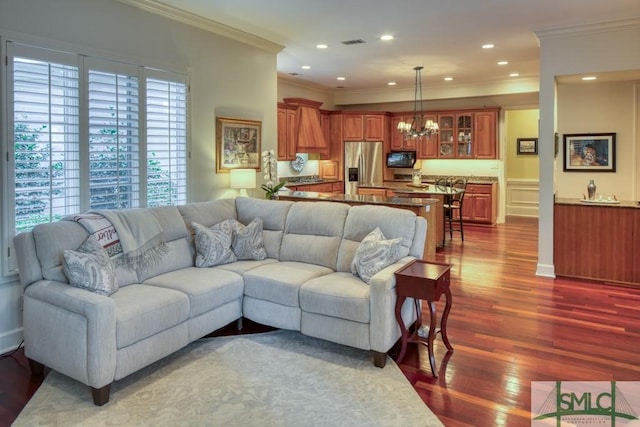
[
  {"x1": 192, "y1": 220, "x2": 238, "y2": 267},
  {"x1": 351, "y1": 227, "x2": 404, "y2": 285},
  {"x1": 63, "y1": 235, "x2": 119, "y2": 296},
  {"x1": 232, "y1": 217, "x2": 267, "y2": 261}
]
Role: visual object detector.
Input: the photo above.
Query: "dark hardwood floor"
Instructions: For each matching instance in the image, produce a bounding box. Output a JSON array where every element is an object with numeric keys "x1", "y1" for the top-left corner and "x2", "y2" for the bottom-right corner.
[{"x1": 2, "y1": 216, "x2": 640, "y2": 426}]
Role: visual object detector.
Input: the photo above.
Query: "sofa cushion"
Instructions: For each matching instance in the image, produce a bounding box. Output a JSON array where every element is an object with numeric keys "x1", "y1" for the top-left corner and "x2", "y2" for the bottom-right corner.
[
  {"x1": 192, "y1": 221, "x2": 237, "y2": 267},
  {"x1": 32, "y1": 221, "x2": 88, "y2": 283},
  {"x1": 337, "y1": 205, "x2": 415, "y2": 272},
  {"x1": 178, "y1": 199, "x2": 238, "y2": 235},
  {"x1": 143, "y1": 267, "x2": 244, "y2": 318},
  {"x1": 111, "y1": 284, "x2": 189, "y2": 349},
  {"x1": 280, "y1": 201, "x2": 349, "y2": 269},
  {"x1": 300, "y1": 272, "x2": 370, "y2": 323},
  {"x1": 232, "y1": 217, "x2": 267, "y2": 260},
  {"x1": 62, "y1": 235, "x2": 119, "y2": 296},
  {"x1": 214, "y1": 258, "x2": 277, "y2": 275},
  {"x1": 351, "y1": 227, "x2": 404, "y2": 284},
  {"x1": 235, "y1": 198, "x2": 293, "y2": 259},
  {"x1": 243, "y1": 261, "x2": 333, "y2": 307}
]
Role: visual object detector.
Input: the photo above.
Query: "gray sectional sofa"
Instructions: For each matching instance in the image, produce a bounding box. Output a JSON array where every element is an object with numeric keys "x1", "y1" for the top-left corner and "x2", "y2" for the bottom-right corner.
[{"x1": 13, "y1": 197, "x2": 427, "y2": 405}]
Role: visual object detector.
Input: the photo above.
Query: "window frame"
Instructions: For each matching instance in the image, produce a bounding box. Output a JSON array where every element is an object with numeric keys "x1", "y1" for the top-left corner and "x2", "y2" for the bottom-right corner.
[{"x1": 2, "y1": 40, "x2": 190, "y2": 276}]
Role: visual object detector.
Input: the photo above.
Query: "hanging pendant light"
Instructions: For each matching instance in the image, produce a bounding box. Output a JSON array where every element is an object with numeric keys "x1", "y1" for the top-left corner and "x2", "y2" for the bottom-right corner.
[{"x1": 397, "y1": 66, "x2": 439, "y2": 139}]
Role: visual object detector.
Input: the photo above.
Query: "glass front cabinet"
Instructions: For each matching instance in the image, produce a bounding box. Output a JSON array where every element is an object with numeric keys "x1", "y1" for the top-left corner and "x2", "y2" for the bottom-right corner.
[{"x1": 431, "y1": 109, "x2": 498, "y2": 159}]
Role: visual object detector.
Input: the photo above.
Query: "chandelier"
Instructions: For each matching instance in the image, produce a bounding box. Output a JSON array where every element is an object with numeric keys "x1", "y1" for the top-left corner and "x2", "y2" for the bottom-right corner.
[{"x1": 397, "y1": 66, "x2": 439, "y2": 138}]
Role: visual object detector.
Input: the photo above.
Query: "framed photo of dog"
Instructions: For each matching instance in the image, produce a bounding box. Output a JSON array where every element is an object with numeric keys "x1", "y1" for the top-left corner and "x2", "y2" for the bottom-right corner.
[{"x1": 563, "y1": 132, "x2": 616, "y2": 172}]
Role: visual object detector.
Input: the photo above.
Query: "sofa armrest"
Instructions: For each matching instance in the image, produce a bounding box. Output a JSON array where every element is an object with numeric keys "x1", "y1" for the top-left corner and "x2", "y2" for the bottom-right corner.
[
  {"x1": 368, "y1": 256, "x2": 418, "y2": 353},
  {"x1": 24, "y1": 280, "x2": 117, "y2": 388}
]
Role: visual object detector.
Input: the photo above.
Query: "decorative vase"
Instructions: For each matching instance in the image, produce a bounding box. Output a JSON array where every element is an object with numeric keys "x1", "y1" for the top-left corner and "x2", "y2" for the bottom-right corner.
[{"x1": 587, "y1": 179, "x2": 596, "y2": 200}]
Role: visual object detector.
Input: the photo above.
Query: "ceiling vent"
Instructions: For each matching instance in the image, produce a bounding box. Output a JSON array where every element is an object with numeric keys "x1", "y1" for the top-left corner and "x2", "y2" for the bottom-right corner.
[{"x1": 341, "y1": 39, "x2": 366, "y2": 45}]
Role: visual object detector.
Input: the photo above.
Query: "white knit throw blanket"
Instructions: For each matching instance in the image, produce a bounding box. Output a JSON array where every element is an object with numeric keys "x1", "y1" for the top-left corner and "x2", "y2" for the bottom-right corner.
[{"x1": 68, "y1": 209, "x2": 168, "y2": 269}]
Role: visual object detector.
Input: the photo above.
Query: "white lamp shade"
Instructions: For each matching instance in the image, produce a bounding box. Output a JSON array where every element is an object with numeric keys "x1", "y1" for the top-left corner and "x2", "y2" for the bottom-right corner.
[{"x1": 229, "y1": 169, "x2": 256, "y2": 190}]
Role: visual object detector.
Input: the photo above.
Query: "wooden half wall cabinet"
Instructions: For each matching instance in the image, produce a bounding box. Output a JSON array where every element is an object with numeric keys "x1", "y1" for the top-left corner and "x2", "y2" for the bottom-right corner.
[{"x1": 554, "y1": 202, "x2": 640, "y2": 286}]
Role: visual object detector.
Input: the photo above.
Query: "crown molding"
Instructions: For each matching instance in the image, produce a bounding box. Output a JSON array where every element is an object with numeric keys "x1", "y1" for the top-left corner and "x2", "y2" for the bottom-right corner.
[
  {"x1": 535, "y1": 17, "x2": 640, "y2": 40},
  {"x1": 116, "y1": 0, "x2": 284, "y2": 54}
]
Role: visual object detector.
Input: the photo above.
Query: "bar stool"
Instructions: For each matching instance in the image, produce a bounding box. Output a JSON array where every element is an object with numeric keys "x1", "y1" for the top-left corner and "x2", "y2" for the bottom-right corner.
[{"x1": 443, "y1": 178, "x2": 467, "y2": 241}]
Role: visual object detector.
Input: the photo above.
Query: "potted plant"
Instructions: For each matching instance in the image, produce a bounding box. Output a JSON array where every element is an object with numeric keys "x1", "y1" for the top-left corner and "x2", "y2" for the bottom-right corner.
[
  {"x1": 261, "y1": 149, "x2": 285, "y2": 199},
  {"x1": 261, "y1": 181, "x2": 286, "y2": 200}
]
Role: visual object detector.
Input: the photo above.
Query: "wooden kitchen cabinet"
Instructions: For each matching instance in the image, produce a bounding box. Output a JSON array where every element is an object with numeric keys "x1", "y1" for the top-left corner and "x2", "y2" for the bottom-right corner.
[
  {"x1": 342, "y1": 113, "x2": 386, "y2": 141},
  {"x1": 474, "y1": 110, "x2": 498, "y2": 159},
  {"x1": 390, "y1": 115, "x2": 417, "y2": 151},
  {"x1": 319, "y1": 160, "x2": 339, "y2": 179},
  {"x1": 461, "y1": 182, "x2": 497, "y2": 225},
  {"x1": 332, "y1": 181, "x2": 344, "y2": 193},
  {"x1": 357, "y1": 187, "x2": 387, "y2": 197},
  {"x1": 277, "y1": 105, "x2": 297, "y2": 160}
]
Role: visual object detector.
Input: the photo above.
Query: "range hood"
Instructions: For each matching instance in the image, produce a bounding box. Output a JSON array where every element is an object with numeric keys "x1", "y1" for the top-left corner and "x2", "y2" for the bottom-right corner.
[{"x1": 282, "y1": 98, "x2": 328, "y2": 154}]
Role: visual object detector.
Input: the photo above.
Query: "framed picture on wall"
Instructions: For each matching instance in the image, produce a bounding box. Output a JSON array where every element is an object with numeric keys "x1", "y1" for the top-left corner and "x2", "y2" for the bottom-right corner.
[
  {"x1": 216, "y1": 117, "x2": 262, "y2": 172},
  {"x1": 563, "y1": 132, "x2": 616, "y2": 172},
  {"x1": 516, "y1": 137, "x2": 538, "y2": 155}
]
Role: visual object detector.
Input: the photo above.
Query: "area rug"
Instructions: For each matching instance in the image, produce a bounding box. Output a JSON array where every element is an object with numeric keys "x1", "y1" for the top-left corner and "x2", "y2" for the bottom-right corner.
[{"x1": 13, "y1": 330, "x2": 443, "y2": 426}]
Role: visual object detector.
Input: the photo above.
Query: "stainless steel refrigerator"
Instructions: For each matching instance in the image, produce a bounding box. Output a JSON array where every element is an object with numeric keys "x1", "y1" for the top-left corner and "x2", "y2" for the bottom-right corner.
[{"x1": 344, "y1": 141, "x2": 384, "y2": 195}]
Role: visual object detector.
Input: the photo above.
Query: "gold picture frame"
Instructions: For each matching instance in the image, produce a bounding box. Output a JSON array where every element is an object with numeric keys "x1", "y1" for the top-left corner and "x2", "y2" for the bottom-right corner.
[{"x1": 216, "y1": 117, "x2": 262, "y2": 172}]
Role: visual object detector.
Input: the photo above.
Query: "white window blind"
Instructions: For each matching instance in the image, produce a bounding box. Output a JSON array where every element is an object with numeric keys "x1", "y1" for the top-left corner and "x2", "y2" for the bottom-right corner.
[
  {"x1": 146, "y1": 74, "x2": 188, "y2": 207},
  {"x1": 87, "y1": 62, "x2": 140, "y2": 209},
  {"x1": 9, "y1": 44, "x2": 80, "y2": 235}
]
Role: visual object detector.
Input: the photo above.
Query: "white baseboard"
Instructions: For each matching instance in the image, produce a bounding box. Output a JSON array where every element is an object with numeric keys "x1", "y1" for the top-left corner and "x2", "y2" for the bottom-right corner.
[
  {"x1": 536, "y1": 263, "x2": 556, "y2": 278},
  {"x1": 0, "y1": 327, "x2": 24, "y2": 355}
]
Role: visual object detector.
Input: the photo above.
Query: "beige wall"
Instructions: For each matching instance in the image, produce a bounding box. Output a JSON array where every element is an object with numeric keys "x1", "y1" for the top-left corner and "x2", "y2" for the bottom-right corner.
[
  {"x1": 506, "y1": 110, "x2": 540, "y2": 180},
  {"x1": 556, "y1": 81, "x2": 638, "y2": 201},
  {"x1": 0, "y1": 0, "x2": 278, "y2": 351},
  {"x1": 536, "y1": 19, "x2": 640, "y2": 278}
]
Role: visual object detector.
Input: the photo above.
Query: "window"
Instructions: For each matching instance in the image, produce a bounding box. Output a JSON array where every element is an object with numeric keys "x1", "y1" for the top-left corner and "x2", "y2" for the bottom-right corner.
[
  {"x1": 5, "y1": 42, "x2": 188, "y2": 271},
  {"x1": 146, "y1": 73, "x2": 188, "y2": 207}
]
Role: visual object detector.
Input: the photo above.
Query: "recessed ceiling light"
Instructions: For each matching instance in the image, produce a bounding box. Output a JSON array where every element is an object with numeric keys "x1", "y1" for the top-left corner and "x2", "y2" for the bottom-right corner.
[
  {"x1": 444, "y1": 77, "x2": 453, "y2": 81},
  {"x1": 582, "y1": 76, "x2": 598, "y2": 81},
  {"x1": 316, "y1": 44, "x2": 328, "y2": 49},
  {"x1": 387, "y1": 81, "x2": 396, "y2": 86},
  {"x1": 509, "y1": 73, "x2": 519, "y2": 77},
  {"x1": 380, "y1": 34, "x2": 394, "y2": 41},
  {"x1": 497, "y1": 61, "x2": 508, "y2": 65},
  {"x1": 301, "y1": 65, "x2": 311, "y2": 70},
  {"x1": 482, "y1": 44, "x2": 495, "y2": 49},
  {"x1": 337, "y1": 76, "x2": 346, "y2": 81}
]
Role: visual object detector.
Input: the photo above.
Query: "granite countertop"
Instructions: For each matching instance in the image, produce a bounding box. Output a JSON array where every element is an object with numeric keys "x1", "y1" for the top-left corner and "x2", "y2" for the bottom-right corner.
[
  {"x1": 359, "y1": 182, "x2": 463, "y2": 195},
  {"x1": 555, "y1": 197, "x2": 639, "y2": 208},
  {"x1": 277, "y1": 190, "x2": 438, "y2": 208},
  {"x1": 391, "y1": 175, "x2": 498, "y2": 184}
]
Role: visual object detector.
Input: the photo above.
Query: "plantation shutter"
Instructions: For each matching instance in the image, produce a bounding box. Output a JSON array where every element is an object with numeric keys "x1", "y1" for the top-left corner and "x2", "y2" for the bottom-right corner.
[
  {"x1": 145, "y1": 70, "x2": 188, "y2": 206},
  {"x1": 86, "y1": 59, "x2": 140, "y2": 209},
  {"x1": 8, "y1": 43, "x2": 81, "y2": 235}
]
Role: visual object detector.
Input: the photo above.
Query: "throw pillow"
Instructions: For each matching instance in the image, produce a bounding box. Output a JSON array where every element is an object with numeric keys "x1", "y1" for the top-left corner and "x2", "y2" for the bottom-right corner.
[
  {"x1": 192, "y1": 220, "x2": 238, "y2": 267},
  {"x1": 351, "y1": 227, "x2": 404, "y2": 284},
  {"x1": 63, "y1": 235, "x2": 119, "y2": 296},
  {"x1": 232, "y1": 217, "x2": 267, "y2": 261}
]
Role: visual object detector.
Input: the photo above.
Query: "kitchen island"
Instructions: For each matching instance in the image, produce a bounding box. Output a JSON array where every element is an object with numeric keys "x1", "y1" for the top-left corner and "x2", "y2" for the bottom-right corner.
[
  {"x1": 358, "y1": 183, "x2": 467, "y2": 246},
  {"x1": 277, "y1": 190, "x2": 439, "y2": 261}
]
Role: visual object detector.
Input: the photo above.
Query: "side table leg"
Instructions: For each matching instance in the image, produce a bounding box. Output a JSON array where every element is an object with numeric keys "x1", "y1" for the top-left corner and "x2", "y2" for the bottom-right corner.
[
  {"x1": 395, "y1": 296, "x2": 409, "y2": 364},
  {"x1": 440, "y1": 287, "x2": 454, "y2": 351},
  {"x1": 427, "y1": 300, "x2": 438, "y2": 377}
]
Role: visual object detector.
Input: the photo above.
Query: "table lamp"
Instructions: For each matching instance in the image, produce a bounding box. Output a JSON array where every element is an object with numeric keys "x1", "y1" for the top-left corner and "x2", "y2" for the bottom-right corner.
[{"x1": 229, "y1": 168, "x2": 256, "y2": 197}]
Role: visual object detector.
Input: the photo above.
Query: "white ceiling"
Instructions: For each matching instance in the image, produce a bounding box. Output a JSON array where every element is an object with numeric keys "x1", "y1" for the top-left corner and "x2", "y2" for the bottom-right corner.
[{"x1": 140, "y1": 1, "x2": 640, "y2": 94}]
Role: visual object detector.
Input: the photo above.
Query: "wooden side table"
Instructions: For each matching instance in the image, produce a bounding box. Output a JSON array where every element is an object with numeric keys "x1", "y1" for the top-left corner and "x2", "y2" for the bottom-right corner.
[{"x1": 394, "y1": 259, "x2": 453, "y2": 377}]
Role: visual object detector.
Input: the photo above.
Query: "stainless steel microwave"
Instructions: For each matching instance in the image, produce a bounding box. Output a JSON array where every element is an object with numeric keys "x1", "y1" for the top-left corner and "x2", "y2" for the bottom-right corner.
[{"x1": 386, "y1": 151, "x2": 417, "y2": 168}]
